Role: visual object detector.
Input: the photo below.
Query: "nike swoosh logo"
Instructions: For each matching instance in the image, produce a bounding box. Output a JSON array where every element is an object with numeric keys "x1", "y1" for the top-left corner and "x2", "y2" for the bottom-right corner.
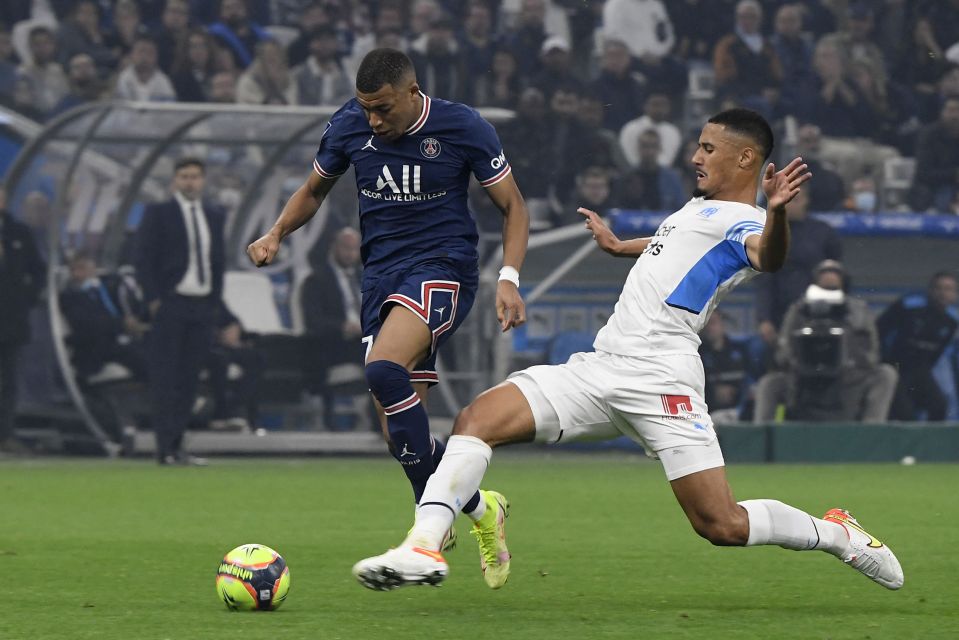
[{"x1": 844, "y1": 519, "x2": 883, "y2": 549}]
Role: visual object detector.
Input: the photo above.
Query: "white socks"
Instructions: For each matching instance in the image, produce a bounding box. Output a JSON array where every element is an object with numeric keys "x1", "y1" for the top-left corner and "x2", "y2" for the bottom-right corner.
[
  {"x1": 739, "y1": 499, "x2": 849, "y2": 556},
  {"x1": 406, "y1": 435, "x2": 492, "y2": 550}
]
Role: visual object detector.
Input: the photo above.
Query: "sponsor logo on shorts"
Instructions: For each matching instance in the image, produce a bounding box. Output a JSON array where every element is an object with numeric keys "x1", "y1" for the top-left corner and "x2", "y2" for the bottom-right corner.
[{"x1": 661, "y1": 394, "x2": 704, "y2": 421}]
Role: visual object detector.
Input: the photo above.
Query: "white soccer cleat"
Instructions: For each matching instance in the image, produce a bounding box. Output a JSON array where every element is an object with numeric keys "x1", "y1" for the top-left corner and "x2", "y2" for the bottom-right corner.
[
  {"x1": 823, "y1": 508, "x2": 904, "y2": 590},
  {"x1": 352, "y1": 546, "x2": 448, "y2": 591}
]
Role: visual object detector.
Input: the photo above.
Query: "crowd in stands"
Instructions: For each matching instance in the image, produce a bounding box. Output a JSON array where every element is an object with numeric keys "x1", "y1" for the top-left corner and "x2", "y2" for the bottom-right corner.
[{"x1": 1, "y1": 0, "x2": 959, "y2": 227}]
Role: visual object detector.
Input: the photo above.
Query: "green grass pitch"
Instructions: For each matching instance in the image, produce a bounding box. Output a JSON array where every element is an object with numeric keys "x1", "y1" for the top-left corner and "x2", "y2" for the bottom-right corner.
[{"x1": 1, "y1": 454, "x2": 957, "y2": 639}]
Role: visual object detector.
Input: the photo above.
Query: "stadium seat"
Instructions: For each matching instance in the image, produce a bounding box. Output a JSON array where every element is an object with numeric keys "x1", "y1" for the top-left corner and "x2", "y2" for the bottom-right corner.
[
  {"x1": 222, "y1": 270, "x2": 287, "y2": 335},
  {"x1": 881, "y1": 157, "x2": 916, "y2": 211},
  {"x1": 288, "y1": 269, "x2": 311, "y2": 336}
]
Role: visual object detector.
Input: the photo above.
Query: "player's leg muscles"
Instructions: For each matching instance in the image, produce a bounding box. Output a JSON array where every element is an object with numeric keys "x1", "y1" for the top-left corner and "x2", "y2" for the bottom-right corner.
[
  {"x1": 670, "y1": 466, "x2": 848, "y2": 554},
  {"x1": 408, "y1": 382, "x2": 535, "y2": 550},
  {"x1": 365, "y1": 305, "x2": 437, "y2": 501}
]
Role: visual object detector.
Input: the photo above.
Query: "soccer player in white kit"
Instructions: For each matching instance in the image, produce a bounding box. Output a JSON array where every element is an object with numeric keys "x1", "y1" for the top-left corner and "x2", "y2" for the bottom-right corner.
[{"x1": 353, "y1": 108, "x2": 904, "y2": 592}]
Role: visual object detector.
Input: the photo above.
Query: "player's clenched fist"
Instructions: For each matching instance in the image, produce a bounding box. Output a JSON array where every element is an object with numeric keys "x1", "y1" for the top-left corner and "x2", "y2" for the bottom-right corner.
[{"x1": 247, "y1": 232, "x2": 280, "y2": 267}]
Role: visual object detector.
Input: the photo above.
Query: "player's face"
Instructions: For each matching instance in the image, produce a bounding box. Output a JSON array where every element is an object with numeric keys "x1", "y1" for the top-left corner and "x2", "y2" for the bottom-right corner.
[
  {"x1": 690, "y1": 123, "x2": 744, "y2": 199},
  {"x1": 356, "y1": 80, "x2": 420, "y2": 142}
]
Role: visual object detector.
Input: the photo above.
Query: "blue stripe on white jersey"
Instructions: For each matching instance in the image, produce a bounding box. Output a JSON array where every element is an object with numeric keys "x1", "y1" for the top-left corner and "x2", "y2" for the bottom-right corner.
[{"x1": 665, "y1": 239, "x2": 752, "y2": 314}]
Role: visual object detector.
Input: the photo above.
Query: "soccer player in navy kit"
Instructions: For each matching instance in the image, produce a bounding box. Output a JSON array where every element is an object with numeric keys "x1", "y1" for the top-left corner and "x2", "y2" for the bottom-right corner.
[{"x1": 247, "y1": 49, "x2": 528, "y2": 589}]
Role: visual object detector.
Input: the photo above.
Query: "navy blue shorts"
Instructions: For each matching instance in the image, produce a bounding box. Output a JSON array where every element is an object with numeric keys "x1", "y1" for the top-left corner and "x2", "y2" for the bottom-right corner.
[{"x1": 361, "y1": 258, "x2": 478, "y2": 385}]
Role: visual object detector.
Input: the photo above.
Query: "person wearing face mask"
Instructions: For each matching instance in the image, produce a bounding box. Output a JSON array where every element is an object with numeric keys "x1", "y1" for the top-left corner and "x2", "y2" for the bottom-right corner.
[{"x1": 753, "y1": 260, "x2": 897, "y2": 423}]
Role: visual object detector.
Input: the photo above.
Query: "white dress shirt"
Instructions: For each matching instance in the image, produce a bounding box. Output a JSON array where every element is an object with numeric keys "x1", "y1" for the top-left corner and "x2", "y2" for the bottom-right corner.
[{"x1": 173, "y1": 191, "x2": 212, "y2": 297}]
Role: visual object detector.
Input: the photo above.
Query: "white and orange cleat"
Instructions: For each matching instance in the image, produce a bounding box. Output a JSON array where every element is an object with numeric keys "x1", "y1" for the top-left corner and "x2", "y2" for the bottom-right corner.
[
  {"x1": 823, "y1": 508, "x2": 904, "y2": 590},
  {"x1": 352, "y1": 546, "x2": 448, "y2": 591}
]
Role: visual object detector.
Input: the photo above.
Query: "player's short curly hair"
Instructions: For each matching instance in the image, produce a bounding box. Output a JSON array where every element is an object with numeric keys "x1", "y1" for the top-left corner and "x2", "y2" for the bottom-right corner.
[
  {"x1": 708, "y1": 108, "x2": 774, "y2": 161},
  {"x1": 355, "y1": 48, "x2": 414, "y2": 94}
]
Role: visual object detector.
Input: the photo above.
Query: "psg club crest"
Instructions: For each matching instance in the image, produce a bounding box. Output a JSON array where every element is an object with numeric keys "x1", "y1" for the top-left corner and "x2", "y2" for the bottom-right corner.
[{"x1": 420, "y1": 137, "x2": 441, "y2": 158}]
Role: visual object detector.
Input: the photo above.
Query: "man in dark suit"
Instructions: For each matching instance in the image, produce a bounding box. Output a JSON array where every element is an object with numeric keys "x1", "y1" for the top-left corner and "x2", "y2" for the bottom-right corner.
[
  {"x1": 301, "y1": 226, "x2": 363, "y2": 426},
  {"x1": 0, "y1": 185, "x2": 46, "y2": 455},
  {"x1": 59, "y1": 251, "x2": 148, "y2": 381},
  {"x1": 135, "y1": 158, "x2": 225, "y2": 465}
]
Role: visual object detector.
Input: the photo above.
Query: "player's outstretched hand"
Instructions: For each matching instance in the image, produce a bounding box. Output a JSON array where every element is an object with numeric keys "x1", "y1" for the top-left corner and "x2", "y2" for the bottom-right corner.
[
  {"x1": 579, "y1": 207, "x2": 621, "y2": 255},
  {"x1": 762, "y1": 157, "x2": 811, "y2": 212},
  {"x1": 247, "y1": 232, "x2": 280, "y2": 267},
  {"x1": 496, "y1": 281, "x2": 526, "y2": 332}
]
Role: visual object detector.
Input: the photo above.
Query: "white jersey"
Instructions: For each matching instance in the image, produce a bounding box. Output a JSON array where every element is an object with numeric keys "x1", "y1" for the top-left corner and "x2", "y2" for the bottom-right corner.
[{"x1": 593, "y1": 198, "x2": 766, "y2": 357}]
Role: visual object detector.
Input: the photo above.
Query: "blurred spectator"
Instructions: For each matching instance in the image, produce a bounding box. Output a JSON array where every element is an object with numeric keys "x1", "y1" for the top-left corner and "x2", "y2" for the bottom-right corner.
[
  {"x1": 769, "y1": 3, "x2": 816, "y2": 116},
  {"x1": 471, "y1": 48, "x2": 522, "y2": 109},
  {"x1": 107, "y1": 0, "x2": 149, "y2": 62},
  {"x1": 570, "y1": 166, "x2": 614, "y2": 215},
  {"x1": 878, "y1": 271, "x2": 959, "y2": 421},
  {"x1": 409, "y1": 0, "x2": 442, "y2": 41},
  {"x1": 673, "y1": 136, "x2": 701, "y2": 197},
  {"x1": 408, "y1": 15, "x2": 464, "y2": 101},
  {"x1": 155, "y1": 0, "x2": 192, "y2": 74},
  {"x1": 754, "y1": 187, "x2": 842, "y2": 346},
  {"x1": 499, "y1": 86, "x2": 554, "y2": 229},
  {"x1": 293, "y1": 25, "x2": 352, "y2": 106},
  {"x1": 699, "y1": 311, "x2": 752, "y2": 424},
  {"x1": 503, "y1": 0, "x2": 549, "y2": 78},
  {"x1": 236, "y1": 40, "x2": 297, "y2": 105},
  {"x1": 0, "y1": 185, "x2": 46, "y2": 455},
  {"x1": 170, "y1": 28, "x2": 219, "y2": 102},
  {"x1": 794, "y1": 123, "x2": 845, "y2": 211},
  {"x1": 918, "y1": 64, "x2": 959, "y2": 124},
  {"x1": 59, "y1": 251, "x2": 147, "y2": 381},
  {"x1": 56, "y1": 0, "x2": 118, "y2": 75},
  {"x1": 205, "y1": 300, "x2": 260, "y2": 432},
  {"x1": 300, "y1": 227, "x2": 363, "y2": 428},
  {"x1": 207, "y1": 70, "x2": 237, "y2": 103},
  {"x1": 619, "y1": 92, "x2": 681, "y2": 168},
  {"x1": 820, "y1": 3, "x2": 888, "y2": 89},
  {"x1": 114, "y1": 35, "x2": 176, "y2": 102},
  {"x1": 286, "y1": 2, "x2": 331, "y2": 67},
  {"x1": 910, "y1": 0, "x2": 959, "y2": 98},
  {"x1": 670, "y1": 0, "x2": 737, "y2": 62},
  {"x1": 530, "y1": 36, "x2": 579, "y2": 102},
  {"x1": 713, "y1": 0, "x2": 783, "y2": 117},
  {"x1": 50, "y1": 52, "x2": 105, "y2": 116},
  {"x1": 0, "y1": 25, "x2": 15, "y2": 107},
  {"x1": 208, "y1": 0, "x2": 272, "y2": 69},
  {"x1": 801, "y1": 38, "x2": 901, "y2": 189},
  {"x1": 847, "y1": 60, "x2": 920, "y2": 155},
  {"x1": 17, "y1": 25, "x2": 68, "y2": 117},
  {"x1": 754, "y1": 260, "x2": 897, "y2": 422},
  {"x1": 633, "y1": 45, "x2": 689, "y2": 102},
  {"x1": 614, "y1": 128, "x2": 684, "y2": 211},
  {"x1": 602, "y1": 0, "x2": 675, "y2": 60},
  {"x1": 801, "y1": 38, "x2": 876, "y2": 138},
  {"x1": 459, "y1": 1, "x2": 496, "y2": 104},
  {"x1": 591, "y1": 39, "x2": 647, "y2": 132},
  {"x1": 909, "y1": 96, "x2": 959, "y2": 212},
  {"x1": 8, "y1": 75, "x2": 45, "y2": 120}
]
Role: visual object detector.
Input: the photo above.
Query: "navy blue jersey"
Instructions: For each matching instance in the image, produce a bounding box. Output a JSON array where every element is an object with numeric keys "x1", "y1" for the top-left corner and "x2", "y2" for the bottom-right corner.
[{"x1": 313, "y1": 92, "x2": 511, "y2": 279}]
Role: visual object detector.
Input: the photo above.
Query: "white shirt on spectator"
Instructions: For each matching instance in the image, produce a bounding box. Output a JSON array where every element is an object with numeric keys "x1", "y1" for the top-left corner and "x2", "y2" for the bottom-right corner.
[
  {"x1": 18, "y1": 62, "x2": 68, "y2": 113},
  {"x1": 115, "y1": 66, "x2": 176, "y2": 102},
  {"x1": 619, "y1": 115, "x2": 682, "y2": 167},
  {"x1": 602, "y1": 0, "x2": 675, "y2": 58}
]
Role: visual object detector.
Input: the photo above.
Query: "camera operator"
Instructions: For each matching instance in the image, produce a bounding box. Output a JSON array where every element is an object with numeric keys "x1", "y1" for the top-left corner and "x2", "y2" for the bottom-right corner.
[{"x1": 754, "y1": 260, "x2": 897, "y2": 422}]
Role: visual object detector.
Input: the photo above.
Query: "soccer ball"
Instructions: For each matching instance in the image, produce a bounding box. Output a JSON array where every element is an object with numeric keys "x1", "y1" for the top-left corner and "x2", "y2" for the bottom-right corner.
[{"x1": 216, "y1": 544, "x2": 291, "y2": 611}]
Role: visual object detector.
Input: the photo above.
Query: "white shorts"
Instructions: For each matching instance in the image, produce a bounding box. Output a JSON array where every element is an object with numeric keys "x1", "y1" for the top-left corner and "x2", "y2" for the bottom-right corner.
[{"x1": 508, "y1": 350, "x2": 725, "y2": 481}]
